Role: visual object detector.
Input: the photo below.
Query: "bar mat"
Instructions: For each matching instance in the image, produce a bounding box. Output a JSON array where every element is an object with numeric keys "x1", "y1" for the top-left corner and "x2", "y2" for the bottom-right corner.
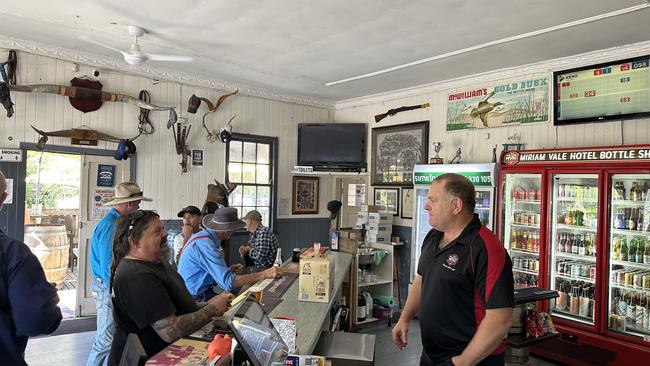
[
  {"x1": 261, "y1": 297, "x2": 283, "y2": 313},
  {"x1": 264, "y1": 272, "x2": 298, "y2": 299}
]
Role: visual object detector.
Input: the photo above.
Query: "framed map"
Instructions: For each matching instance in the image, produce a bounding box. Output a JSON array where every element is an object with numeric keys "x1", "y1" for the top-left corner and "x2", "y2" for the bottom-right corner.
[{"x1": 371, "y1": 121, "x2": 429, "y2": 186}]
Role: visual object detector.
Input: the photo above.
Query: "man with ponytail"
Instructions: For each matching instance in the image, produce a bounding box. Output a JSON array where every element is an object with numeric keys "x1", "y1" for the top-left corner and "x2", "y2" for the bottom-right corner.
[
  {"x1": 108, "y1": 210, "x2": 232, "y2": 365},
  {"x1": 88, "y1": 182, "x2": 151, "y2": 366}
]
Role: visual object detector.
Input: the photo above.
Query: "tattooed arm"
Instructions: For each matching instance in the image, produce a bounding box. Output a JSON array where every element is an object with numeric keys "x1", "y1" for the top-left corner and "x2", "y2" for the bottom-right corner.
[{"x1": 151, "y1": 292, "x2": 232, "y2": 343}]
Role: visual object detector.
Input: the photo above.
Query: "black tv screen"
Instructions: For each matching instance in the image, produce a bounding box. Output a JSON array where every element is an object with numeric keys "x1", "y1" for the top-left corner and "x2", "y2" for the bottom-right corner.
[
  {"x1": 298, "y1": 123, "x2": 366, "y2": 170},
  {"x1": 553, "y1": 54, "x2": 650, "y2": 126}
]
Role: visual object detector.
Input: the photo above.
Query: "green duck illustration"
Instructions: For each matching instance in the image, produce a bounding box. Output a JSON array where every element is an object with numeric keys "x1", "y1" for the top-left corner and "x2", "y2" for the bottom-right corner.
[{"x1": 470, "y1": 91, "x2": 504, "y2": 127}]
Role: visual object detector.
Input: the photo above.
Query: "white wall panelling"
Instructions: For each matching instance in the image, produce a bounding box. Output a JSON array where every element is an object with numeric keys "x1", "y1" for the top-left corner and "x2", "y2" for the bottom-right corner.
[
  {"x1": 335, "y1": 43, "x2": 650, "y2": 228},
  {"x1": 0, "y1": 50, "x2": 335, "y2": 219}
]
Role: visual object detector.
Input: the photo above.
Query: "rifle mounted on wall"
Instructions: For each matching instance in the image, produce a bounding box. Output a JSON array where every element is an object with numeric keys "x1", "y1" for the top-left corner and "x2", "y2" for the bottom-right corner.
[{"x1": 375, "y1": 103, "x2": 430, "y2": 123}]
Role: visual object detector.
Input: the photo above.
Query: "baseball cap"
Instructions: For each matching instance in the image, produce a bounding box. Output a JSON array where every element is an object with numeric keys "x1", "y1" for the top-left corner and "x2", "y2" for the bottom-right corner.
[
  {"x1": 177, "y1": 205, "x2": 202, "y2": 217},
  {"x1": 242, "y1": 210, "x2": 262, "y2": 222}
]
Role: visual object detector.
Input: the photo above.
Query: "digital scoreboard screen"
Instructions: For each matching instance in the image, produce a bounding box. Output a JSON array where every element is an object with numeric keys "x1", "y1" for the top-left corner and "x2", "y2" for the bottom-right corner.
[{"x1": 553, "y1": 55, "x2": 650, "y2": 126}]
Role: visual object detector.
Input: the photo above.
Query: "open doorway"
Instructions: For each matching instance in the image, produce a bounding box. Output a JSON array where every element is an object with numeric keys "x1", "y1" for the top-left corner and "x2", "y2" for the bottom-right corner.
[{"x1": 24, "y1": 150, "x2": 81, "y2": 319}]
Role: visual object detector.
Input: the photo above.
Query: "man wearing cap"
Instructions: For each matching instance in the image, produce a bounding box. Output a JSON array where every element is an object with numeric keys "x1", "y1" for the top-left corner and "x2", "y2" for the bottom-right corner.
[
  {"x1": 239, "y1": 210, "x2": 279, "y2": 271},
  {"x1": 173, "y1": 205, "x2": 202, "y2": 264},
  {"x1": 87, "y1": 182, "x2": 151, "y2": 366},
  {"x1": 178, "y1": 207, "x2": 282, "y2": 301}
]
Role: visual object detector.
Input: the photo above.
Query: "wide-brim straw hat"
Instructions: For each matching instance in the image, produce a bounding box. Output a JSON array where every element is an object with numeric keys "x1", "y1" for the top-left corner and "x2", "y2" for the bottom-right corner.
[
  {"x1": 104, "y1": 182, "x2": 152, "y2": 206},
  {"x1": 202, "y1": 207, "x2": 246, "y2": 231}
]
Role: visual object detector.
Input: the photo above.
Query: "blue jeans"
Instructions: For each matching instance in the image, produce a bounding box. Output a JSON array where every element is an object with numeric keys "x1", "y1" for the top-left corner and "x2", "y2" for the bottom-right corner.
[{"x1": 87, "y1": 278, "x2": 114, "y2": 366}]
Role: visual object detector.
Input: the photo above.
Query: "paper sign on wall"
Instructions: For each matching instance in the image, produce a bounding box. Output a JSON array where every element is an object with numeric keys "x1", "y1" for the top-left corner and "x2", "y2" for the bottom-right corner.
[{"x1": 93, "y1": 188, "x2": 114, "y2": 220}]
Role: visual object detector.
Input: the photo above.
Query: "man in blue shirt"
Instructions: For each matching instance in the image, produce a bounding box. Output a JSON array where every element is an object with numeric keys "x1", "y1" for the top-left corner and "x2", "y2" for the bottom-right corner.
[
  {"x1": 87, "y1": 182, "x2": 151, "y2": 366},
  {"x1": 178, "y1": 207, "x2": 282, "y2": 301},
  {"x1": 0, "y1": 171, "x2": 62, "y2": 366}
]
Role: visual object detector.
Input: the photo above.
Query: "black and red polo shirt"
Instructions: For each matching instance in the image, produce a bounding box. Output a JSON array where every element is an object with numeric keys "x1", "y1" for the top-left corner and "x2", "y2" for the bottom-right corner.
[{"x1": 417, "y1": 214, "x2": 514, "y2": 363}]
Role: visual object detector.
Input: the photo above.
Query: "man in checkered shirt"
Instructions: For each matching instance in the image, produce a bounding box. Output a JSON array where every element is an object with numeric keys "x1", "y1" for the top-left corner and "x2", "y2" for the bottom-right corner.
[{"x1": 239, "y1": 210, "x2": 279, "y2": 270}]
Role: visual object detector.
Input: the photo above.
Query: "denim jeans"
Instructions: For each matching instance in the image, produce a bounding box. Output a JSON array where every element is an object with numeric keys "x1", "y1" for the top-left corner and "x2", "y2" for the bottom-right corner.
[{"x1": 87, "y1": 278, "x2": 114, "y2": 366}]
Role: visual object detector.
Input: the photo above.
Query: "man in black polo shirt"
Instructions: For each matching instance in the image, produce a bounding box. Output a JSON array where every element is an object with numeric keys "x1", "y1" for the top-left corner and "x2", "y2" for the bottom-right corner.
[{"x1": 392, "y1": 173, "x2": 514, "y2": 366}]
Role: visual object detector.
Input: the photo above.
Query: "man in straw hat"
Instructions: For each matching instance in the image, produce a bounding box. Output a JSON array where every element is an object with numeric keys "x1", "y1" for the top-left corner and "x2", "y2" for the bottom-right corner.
[
  {"x1": 87, "y1": 182, "x2": 151, "y2": 366},
  {"x1": 178, "y1": 207, "x2": 282, "y2": 301}
]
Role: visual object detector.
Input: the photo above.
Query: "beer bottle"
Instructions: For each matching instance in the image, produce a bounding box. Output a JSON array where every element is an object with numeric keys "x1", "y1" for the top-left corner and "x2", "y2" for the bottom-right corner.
[
  {"x1": 559, "y1": 233, "x2": 566, "y2": 253},
  {"x1": 629, "y1": 238, "x2": 637, "y2": 263},
  {"x1": 613, "y1": 237, "x2": 620, "y2": 261},
  {"x1": 637, "y1": 239, "x2": 645, "y2": 264},
  {"x1": 621, "y1": 238, "x2": 629, "y2": 262},
  {"x1": 572, "y1": 234, "x2": 579, "y2": 255},
  {"x1": 630, "y1": 182, "x2": 638, "y2": 201},
  {"x1": 644, "y1": 239, "x2": 650, "y2": 264},
  {"x1": 578, "y1": 234, "x2": 586, "y2": 256}
]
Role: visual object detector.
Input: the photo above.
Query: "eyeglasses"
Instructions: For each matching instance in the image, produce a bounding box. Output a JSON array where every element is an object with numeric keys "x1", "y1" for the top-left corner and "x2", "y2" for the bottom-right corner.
[{"x1": 128, "y1": 210, "x2": 146, "y2": 234}]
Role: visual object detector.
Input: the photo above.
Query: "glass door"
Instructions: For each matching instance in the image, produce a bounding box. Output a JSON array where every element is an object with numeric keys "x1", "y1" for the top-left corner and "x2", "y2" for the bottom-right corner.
[
  {"x1": 549, "y1": 174, "x2": 599, "y2": 326},
  {"x1": 607, "y1": 174, "x2": 650, "y2": 339},
  {"x1": 476, "y1": 187, "x2": 494, "y2": 230},
  {"x1": 501, "y1": 173, "x2": 542, "y2": 289}
]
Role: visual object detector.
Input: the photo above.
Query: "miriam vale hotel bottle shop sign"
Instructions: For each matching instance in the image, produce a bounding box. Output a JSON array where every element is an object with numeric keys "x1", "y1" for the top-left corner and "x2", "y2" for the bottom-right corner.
[{"x1": 503, "y1": 146, "x2": 650, "y2": 166}]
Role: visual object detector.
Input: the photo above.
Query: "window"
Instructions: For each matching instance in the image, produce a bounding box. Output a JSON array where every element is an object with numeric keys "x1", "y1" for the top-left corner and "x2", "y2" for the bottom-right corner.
[{"x1": 226, "y1": 133, "x2": 278, "y2": 230}]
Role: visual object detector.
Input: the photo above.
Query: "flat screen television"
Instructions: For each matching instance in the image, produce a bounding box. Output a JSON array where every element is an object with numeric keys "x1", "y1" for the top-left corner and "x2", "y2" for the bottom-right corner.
[
  {"x1": 297, "y1": 123, "x2": 367, "y2": 171},
  {"x1": 553, "y1": 54, "x2": 650, "y2": 126}
]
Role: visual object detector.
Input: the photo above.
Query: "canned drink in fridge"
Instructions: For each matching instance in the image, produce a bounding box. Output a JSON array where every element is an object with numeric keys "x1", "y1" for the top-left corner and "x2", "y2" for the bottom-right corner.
[
  {"x1": 641, "y1": 273, "x2": 650, "y2": 290},
  {"x1": 590, "y1": 266, "x2": 597, "y2": 280},
  {"x1": 618, "y1": 271, "x2": 626, "y2": 285},
  {"x1": 611, "y1": 270, "x2": 619, "y2": 284},
  {"x1": 625, "y1": 272, "x2": 633, "y2": 287}
]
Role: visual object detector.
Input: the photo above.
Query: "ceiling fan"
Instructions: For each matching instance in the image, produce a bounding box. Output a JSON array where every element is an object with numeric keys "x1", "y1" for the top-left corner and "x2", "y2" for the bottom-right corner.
[{"x1": 80, "y1": 25, "x2": 194, "y2": 66}]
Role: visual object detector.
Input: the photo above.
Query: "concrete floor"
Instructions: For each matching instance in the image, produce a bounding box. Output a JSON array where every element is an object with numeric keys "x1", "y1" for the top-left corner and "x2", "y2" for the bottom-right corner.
[{"x1": 24, "y1": 320, "x2": 561, "y2": 366}]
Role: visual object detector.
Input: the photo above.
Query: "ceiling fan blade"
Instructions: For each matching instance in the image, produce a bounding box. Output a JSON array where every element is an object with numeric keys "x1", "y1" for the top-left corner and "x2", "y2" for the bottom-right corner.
[
  {"x1": 145, "y1": 54, "x2": 194, "y2": 63},
  {"x1": 79, "y1": 35, "x2": 128, "y2": 58}
]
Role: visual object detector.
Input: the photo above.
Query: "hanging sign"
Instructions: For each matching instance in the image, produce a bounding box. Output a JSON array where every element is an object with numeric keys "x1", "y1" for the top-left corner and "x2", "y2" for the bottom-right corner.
[
  {"x1": 502, "y1": 145, "x2": 650, "y2": 166},
  {"x1": 0, "y1": 148, "x2": 22, "y2": 162},
  {"x1": 97, "y1": 164, "x2": 116, "y2": 187},
  {"x1": 446, "y1": 76, "x2": 549, "y2": 131}
]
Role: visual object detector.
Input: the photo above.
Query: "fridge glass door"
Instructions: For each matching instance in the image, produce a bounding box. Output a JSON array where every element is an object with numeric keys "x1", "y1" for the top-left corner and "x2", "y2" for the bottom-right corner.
[
  {"x1": 411, "y1": 187, "x2": 432, "y2": 281},
  {"x1": 549, "y1": 174, "x2": 599, "y2": 326},
  {"x1": 476, "y1": 187, "x2": 494, "y2": 230},
  {"x1": 501, "y1": 173, "x2": 542, "y2": 289},
  {"x1": 607, "y1": 174, "x2": 650, "y2": 338}
]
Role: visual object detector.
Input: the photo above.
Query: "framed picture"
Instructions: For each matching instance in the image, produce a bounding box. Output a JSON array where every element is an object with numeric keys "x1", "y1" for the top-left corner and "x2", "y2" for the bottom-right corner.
[
  {"x1": 374, "y1": 187, "x2": 399, "y2": 216},
  {"x1": 371, "y1": 121, "x2": 429, "y2": 186},
  {"x1": 292, "y1": 176, "x2": 319, "y2": 214},
  {"x1": 401, "y1": 188, "x2": 414, "y2": 219}
]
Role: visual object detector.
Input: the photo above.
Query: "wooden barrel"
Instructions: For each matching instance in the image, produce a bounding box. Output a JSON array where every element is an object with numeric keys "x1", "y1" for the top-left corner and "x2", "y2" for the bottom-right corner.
[{"x1": 24, "y1": 225, "x2": 69, "y2": 288}]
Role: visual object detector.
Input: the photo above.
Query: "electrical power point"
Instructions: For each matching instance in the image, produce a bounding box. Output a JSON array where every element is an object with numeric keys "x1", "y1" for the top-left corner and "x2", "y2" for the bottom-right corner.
[{"x1": 482, "y1": 132, "x2": 490, "y2": 140}]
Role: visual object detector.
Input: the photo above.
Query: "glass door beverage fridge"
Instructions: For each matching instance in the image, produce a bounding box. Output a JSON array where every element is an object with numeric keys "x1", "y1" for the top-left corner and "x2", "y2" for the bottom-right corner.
[
  {"x1": 606, "y1": 174, "x2": 650, "y2": 341},
  {"x1": 498, "y1": 145, "x2": 650, "y2": 365},
  {"x1": 548, "y1": 173, "x2": 599, "y2": 327},
  {"x1": 410, "y1": 163, "x2": 496, "y2": 281},
  {"x1": 500, "y1": 173, "x2": 542, "y2": 289}
]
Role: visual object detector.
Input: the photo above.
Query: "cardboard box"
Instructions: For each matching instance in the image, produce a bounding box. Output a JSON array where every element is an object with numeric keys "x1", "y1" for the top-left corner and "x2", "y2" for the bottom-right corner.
[
  {"x1": 360, "y1": 205, "x2": 378, "y2": 213},
  {"x1": 366, "y1": 223, "x2": 392, "y2": 234},
  {"x1": 299, "y1": 253, "x2": 335, "y2": 303},
  {"x1": 340, "y1": 229, "x2": 363, "y2": 241},
  {"x1": 356, "y1": 211, "x2": 368, "y2": 222},
  {"x1": 367, "y1": 212, "x2": 391, "y2": 224},
  {"x1": 365, "y1": 232, "x2": 391, "y2": 243}
]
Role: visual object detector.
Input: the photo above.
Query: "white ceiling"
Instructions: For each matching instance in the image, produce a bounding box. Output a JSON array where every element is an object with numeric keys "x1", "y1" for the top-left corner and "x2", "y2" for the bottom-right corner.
[{"x1": 1, "y1": 0, "x2": 650, "y2": 102}]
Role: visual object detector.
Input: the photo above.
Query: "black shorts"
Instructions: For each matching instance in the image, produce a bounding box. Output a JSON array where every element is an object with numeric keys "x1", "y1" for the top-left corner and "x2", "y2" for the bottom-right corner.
[{"x1": 420, "y1": 352, "x2": 505, "y2": 366}]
